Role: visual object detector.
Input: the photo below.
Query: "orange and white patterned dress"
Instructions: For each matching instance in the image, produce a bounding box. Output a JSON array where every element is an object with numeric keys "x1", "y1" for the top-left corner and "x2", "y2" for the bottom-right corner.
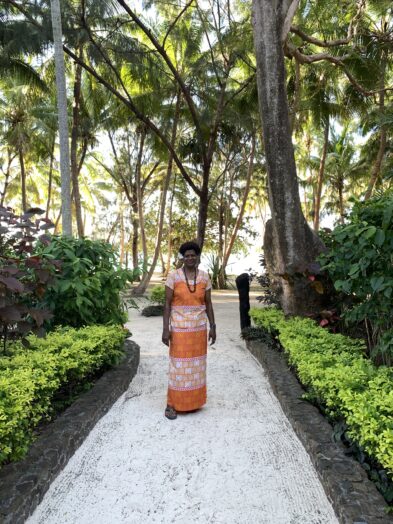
[{"x1": 165, "y1": 268, "x2": 212, "y2": 412}]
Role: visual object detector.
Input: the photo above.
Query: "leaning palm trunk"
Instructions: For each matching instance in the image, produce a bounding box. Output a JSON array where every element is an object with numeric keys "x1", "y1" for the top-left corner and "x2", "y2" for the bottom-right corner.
[
  {"x1": 70, "y1": 56, "x2": 84, "y2": 237},
  {"x1": 132, "y1": 91, "x2": 182, "y2": 296},
  {"x1": 218, "y1": 132, "x2": 256, "y2": 288},
  {"x1": 50, "y1": 0, "x2": 72, "y2": 235},
  {"x1": 252, "y1": 0, "x2": 324, "y2": 315}
]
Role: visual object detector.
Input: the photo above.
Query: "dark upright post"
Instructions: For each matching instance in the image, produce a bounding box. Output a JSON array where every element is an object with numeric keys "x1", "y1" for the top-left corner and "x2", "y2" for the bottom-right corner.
[{"x1": 235, "y1": 273, "x2": 251, "y2": 330}]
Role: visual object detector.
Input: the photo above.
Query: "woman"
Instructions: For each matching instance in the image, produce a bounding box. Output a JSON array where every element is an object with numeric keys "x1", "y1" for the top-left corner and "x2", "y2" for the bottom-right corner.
[{"x1": 162, "y1": 241, "x2": 216, "y2": 420}]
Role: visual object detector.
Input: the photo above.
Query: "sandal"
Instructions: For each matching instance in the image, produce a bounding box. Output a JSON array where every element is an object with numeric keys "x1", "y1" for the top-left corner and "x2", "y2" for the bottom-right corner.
[{"x1": 165, "y1": 405, "x2": 177, "y2": 420}]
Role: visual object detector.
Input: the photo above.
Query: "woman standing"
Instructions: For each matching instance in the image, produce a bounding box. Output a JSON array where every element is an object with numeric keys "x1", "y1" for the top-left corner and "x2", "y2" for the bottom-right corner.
[{"x1": 162, "y1": 241, "x2": 216, "y2": 420}]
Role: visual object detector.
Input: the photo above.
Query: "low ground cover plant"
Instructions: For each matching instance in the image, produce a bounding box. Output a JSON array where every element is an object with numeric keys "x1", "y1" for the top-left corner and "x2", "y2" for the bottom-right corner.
[
  {"x1": 0, "y1": 324, "x2": 127, "y2": 466},
  {"x1": 250, "y1": 307, "x2": 393, "y2": 489}
]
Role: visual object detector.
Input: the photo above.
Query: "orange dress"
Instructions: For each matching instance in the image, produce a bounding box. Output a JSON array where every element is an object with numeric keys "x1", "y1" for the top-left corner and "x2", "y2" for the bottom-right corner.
[{"x1": 165, "y1": 268, "x2": 211, "y2": 412}]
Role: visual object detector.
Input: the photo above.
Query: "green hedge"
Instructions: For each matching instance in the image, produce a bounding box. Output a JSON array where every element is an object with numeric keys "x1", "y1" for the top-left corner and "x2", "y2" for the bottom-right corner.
[
  {"x1": 0, "y1": 325, "x2": 127, "y2": 466},
  {"x1": 250, "y1": 307, "x2": 393, "y2": 478}
]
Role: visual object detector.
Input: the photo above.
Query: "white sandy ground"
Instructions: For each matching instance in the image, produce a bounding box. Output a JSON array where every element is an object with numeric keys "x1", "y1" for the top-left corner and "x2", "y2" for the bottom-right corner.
[{"x1": 27, "y1": 292, "x2": 338, "y2": 524}]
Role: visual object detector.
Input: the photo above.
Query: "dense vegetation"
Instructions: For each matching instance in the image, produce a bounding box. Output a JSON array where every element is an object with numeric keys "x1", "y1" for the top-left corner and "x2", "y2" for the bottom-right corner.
[
  {"x1": 250, "y1": 307, "x2": 393, "y2": 501},
  {"x1": 0, "y1": 325, "x2": 127, "y2": 466}
]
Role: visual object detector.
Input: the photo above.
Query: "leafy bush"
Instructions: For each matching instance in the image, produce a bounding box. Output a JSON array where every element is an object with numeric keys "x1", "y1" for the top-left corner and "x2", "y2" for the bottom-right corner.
[
  {"x1": 0, "y1": 324, "x2": 126, "y2": 465},
  {"x1": 38, "y1": 236, "x2": 138, "y2": 327},
  {"x1": 0, "y1": 206, "x2": 56, "y2": 351},
  {"x1": 149, "y1": 285, "x2": 166, "y2": 305},
  {"x1": 318, "y1": 192, "x2": 393, "y2": 365},
  {"x1": 250, "y1": 307, "x2": 393, "y2": 483}
]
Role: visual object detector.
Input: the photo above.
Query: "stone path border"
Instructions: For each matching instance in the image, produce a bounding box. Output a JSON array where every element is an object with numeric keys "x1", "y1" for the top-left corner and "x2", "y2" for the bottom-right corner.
[
  {"x1": 246, "y1": 339, "x2": 392, "y2": 524},
  {"x1": 0, "y1": 339, "x2": 140, "y2": 524}
]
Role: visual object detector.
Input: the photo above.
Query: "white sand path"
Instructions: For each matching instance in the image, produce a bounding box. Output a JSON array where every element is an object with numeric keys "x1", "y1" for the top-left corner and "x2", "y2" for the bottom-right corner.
[{"x1": 28, "y1": 292, "x2": 338, "y2": 524}]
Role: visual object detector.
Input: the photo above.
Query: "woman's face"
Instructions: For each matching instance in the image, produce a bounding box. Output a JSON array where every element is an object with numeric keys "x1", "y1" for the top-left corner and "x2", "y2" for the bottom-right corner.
[{"x1": 183, "y1": 249, "x2": 198, "y2": 269}]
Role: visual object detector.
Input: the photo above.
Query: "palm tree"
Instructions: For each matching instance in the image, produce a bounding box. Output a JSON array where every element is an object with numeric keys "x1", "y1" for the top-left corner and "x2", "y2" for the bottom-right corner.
[{"x1": 50, "y1": 0, "x2": 72, "y2": 235}]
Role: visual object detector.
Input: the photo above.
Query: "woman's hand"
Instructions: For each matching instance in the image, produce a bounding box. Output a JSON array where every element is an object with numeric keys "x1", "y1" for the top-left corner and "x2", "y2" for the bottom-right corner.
[
  {"x1": 162, "y1": 329, "x2": 170, "y2": 346},
  {"x1": 208, "y1": 326, "x2": 216, "y2": 345}
]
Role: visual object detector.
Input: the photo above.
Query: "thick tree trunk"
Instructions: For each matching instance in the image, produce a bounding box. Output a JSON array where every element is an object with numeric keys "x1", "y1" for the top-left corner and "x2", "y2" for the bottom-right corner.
[
  {"x1": 313, "y1": 120, "x2": 329, "y2": 231},
  {"x1": 19, "y1": 149, "x2": 27, "y2": 213},
  {"x1": 50, "y1": 0, "x2": 72, "y2": 235},
  {"x1": 252, "y1": 0, "x2": 324, "y2": 315},
  {"x1": 70, "y1": 54, "x2": 84, "y2": 237}
]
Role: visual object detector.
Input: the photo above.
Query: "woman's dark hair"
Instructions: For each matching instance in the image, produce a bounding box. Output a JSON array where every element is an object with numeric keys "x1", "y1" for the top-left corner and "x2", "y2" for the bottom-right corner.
[{"x1": 179, "y1": 241, "x2": 201, "y2": 256}]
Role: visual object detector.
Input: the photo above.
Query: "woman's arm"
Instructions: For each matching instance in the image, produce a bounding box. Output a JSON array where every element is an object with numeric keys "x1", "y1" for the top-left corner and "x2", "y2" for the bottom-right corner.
[
  {"x1": 205, "y1": 289, "x2": 216, "y2": 344},
  {"x1": 162, "y1": 286, "x2": 173, "y2": 346}
]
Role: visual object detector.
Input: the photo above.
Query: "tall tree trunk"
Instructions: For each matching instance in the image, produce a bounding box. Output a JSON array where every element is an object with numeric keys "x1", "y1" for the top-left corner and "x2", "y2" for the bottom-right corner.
[
  {"x1": 338, "y1": 181, "x2": 345, "y2": 224},
  {"x1": 50, "y1": 0, "x2": 72, "y2": 235},
  {"x1": 0, "y1": 150, "x2": 15, "y2": 207},
  {"x1": 135, "y1": 126, "x2": 147, "y2": 270},
  {"x1": 19, "y1": 148, "x2": 27, "y2": 213},
  {"x1": 164, "y1": 172, "x2": 177, "y2": 278},
  {"x1": 70, "y1": 52, "x2": 84, "y2": 237},
  {"x1": 364, "y1": 52, "x2": 387, "y2": 200},
  {"x1": 313, "y1": 120, "x2": 329, "y2": 231},
  {"x1": 133, "y1": 91, "x2": 182, "y2": 295},
  {"x1": 46, "y1": 139, "x2": 55, "y2": 219},
  {"x1": 252, "y1": 0, "x2": 323, "y2": 315},
  {"x1": 218, "y1": 132, "x2": 256, "y2": 287},
  {"x1": 119, "y1": 196, "x2": 125, "y2": 265}
]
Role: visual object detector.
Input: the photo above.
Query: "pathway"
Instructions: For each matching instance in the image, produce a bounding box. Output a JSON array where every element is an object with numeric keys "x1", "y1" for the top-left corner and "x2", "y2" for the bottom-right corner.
[{"x1": 28, "y1": 292, "x2": 338, "y2": 524}]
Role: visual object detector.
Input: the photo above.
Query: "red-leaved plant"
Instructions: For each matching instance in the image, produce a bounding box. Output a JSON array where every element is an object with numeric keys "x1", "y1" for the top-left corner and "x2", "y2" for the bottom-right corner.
[{"x1": 0, "y1": 205, "x2": 59, "y2": 352}]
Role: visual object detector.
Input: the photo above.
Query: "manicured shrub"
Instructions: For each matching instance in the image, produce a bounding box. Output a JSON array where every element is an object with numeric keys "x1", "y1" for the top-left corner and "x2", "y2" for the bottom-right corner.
[
  {"x1": 149, "y1": 285, "x2": 166, "y2": 305},
  {"x1": 250, "y1": 307, "x2": 393, "y2": 480},
  {"x1": 37, "y1": 236, "x2": 139, "y2": 327},
  {"x1": 318, "y1": 191, "x2": 393, "y2": 365},
  {"x1": 0, "y1": 324, "x2": 126, "y2": 466}
]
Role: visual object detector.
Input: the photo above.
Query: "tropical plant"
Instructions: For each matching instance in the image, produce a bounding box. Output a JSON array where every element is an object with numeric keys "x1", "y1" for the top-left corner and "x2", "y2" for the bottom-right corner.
[
  {"x1": 38, "y1": 236, "x2": 139, "y2": 327},
  {"x1": 319, "y1": 191, "x2": 393, "y2": 365},
  {"x1": 0, "y1": 205, "x2": 56, "y2": 352}
]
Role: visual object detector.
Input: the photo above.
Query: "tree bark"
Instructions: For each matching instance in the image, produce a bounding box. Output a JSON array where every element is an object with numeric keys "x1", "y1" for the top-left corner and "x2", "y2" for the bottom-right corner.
[
  {"x1": 252, "y1": 0, "x2": 324, "y2": 315},
  {"x1": 70, "y1": 52, "x2": 84, "y2": 237},
  {"x1": 50, "y1": 0, "x2": 72, "y2": 235},
  {"x1": 313, "y1": 120, "x2": 329, "y2": 231}
]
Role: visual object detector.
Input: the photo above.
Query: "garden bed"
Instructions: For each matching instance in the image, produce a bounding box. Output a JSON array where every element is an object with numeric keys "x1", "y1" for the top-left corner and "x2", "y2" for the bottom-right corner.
[
  {"x1": 0, "y1": 336, "x2": 139, "y2": 524},
  {"x1": 246, "y1": 308, "x2": 393, "y2": 523}
]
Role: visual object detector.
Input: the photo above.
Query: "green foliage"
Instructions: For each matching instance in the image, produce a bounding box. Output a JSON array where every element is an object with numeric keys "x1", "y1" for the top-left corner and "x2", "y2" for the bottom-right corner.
[
  {"x1": 0, "y1": 324, "x2": 126, "y2": 466},
  {"x1": 250, "y1": 307, "x2": 393, "y2": 481},
  {"x1": 149, "y1": 285, "x2": 165, "y2": 305},
  {"x1": 318, "y1": 192, "x2": 393, "y2": 365},
  {"x1": 38, "y1": 236, "x2": 138, "y2": 327}
]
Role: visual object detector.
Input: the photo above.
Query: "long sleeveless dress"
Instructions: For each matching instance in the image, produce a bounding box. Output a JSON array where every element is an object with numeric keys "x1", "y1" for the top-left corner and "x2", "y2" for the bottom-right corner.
[{"x1": 165, "y1": 268, "x2": 212, "y2": 411}]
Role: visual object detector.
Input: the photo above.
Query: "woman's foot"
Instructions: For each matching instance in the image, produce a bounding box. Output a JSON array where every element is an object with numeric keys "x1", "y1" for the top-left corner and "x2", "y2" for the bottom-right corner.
[{"x1": 165, "y1": 405, "x2": 177, "y2": 420}]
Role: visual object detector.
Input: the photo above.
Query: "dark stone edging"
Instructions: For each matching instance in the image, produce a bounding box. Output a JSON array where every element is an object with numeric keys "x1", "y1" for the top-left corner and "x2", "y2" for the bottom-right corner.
[
  {"x1": 0, "y1": 338, "x2": 140, "y2": 524},
  {"x1": 246, "y1": 339, "x2": 392, "y2": 524}
]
